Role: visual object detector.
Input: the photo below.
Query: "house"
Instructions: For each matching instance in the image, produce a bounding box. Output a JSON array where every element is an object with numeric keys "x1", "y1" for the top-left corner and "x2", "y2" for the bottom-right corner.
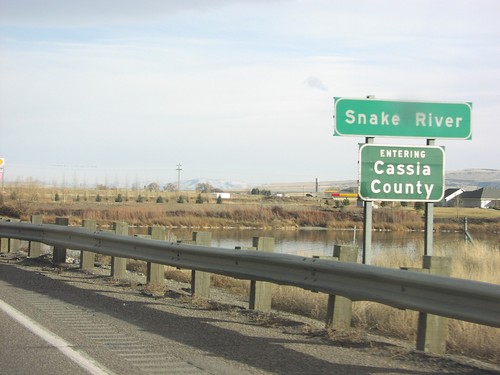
[{"x1": 459, "y1": 188, "x2": 500, "y2": 208}]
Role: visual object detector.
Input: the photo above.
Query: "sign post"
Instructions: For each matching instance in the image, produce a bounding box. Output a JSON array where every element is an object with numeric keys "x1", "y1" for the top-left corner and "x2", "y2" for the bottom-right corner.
[{"x1": 333, "y1": 96, "x2": 471, "y2": 264}]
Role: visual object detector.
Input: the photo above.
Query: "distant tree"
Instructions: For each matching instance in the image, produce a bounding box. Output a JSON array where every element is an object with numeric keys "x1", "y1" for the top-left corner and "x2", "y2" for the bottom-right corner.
[
  {"x1": 164, "y1": 183, "x2": 176, "y2": 192},
  {"x1": 380, "y1": 201, "x2": 390, "y2": 207},
  {"x1": 216, "y1": 195, "x2": 223, "y2": 204},
  {"x1": 251, "y1": 188, "x2": 272, "y2": 196},
  {"x1": 414, "y1": 202, "x2": 424, "y2": 211},
  {"x1": 96, "y1": 184, "x2": 108, "y2": 190},
  {"x1": 342, "y1": 198, "x2": 350, "y2": 206},
  {"x1": 75, "y1": 195, "x2": 81, "y2": 202},
  {"x1": 177, "y1": 195, "x2": 185, "y2": 203},
  {"x1": 196, "y1": 183, "x2": 214, "y2": 193},
  {"x1": 400, "y1": 201, "x2": 408, "y2": 207},
  {"x1": 195, "y1": 193, "x2": 204, "y2": 204},
  {"x1": 54, "y1": 193, "x2": 60, "y2": 201},
  {"x1": 136, "y1": 195, "x2": 144, "y2": 203},
  {"x1": 156, "y1": 196, "x2": 164, "y2": 203},
  {"x1": 115, "y1": 194, "x2": 123, "y2": 202},
  {"x1": 147, "y1": 182, "x2": 160, "y2": 192},
  {"x1": 95, "y1": 194, "x2": 102, "y2": 202}
]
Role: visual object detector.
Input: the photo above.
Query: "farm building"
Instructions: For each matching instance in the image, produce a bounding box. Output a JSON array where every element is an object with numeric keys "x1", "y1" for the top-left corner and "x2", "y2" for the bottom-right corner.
[
  {"x1": 458, "y1": 188, "x2": 500, "y2": 208},
  {"x1": 213, "y1": 192, "x2": 231, "y2": 199}
]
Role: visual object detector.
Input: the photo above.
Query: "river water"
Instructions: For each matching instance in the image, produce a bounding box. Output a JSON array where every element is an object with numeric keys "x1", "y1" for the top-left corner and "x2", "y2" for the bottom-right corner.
[{"x1": 139, "y1": 227, "x2": 499, "y2": 261}]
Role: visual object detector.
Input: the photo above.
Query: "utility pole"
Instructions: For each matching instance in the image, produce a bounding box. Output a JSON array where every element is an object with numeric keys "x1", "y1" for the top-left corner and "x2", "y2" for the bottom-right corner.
[{"x1": 176, "y1": 164, "x2": 182, "y2": 192}]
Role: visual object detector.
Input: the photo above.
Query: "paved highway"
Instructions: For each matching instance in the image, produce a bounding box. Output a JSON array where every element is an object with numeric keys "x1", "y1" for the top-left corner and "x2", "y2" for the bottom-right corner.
[
  {"x1": 0, "y1": 306, "x2": 93, "y2": 375},
  {"x1": 0, "y1": 255, "x2": 498, "y2": 375}
]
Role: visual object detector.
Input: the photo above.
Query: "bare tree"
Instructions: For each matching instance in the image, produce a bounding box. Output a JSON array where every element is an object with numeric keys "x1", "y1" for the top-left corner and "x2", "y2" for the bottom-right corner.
[
  {"x1": 147, "y1": 182, "x2": 160, "y2": 192},
  {"x1": 196, "y1": 182, "x2": 214, "y2": 193},
  {"x1": 164, "y1": 183, "x2": 176, "y2": 192}
]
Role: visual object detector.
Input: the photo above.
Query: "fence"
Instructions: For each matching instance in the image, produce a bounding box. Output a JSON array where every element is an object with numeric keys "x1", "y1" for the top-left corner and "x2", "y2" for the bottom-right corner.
[{"x1": 1, "y1": 217, "x2": 499, "y2": 355}]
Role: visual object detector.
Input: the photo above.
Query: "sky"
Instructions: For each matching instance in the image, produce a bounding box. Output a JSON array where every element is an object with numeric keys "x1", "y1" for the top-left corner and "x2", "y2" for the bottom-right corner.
[{"x1": 1, "y1": 0, "x2": 499, "y2": 188}]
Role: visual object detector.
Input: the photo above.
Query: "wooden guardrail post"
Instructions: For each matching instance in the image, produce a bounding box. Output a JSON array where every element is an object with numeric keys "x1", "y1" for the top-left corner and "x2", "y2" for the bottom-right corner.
[
  {"x1": 53, "y1": 217, "x2": 69, "y2": 263},
  {"x1": 29, "y1": 215, "x2": 43, "y2": 258},
  {"x1": 416, "y1": 255, "x2": 452, "y2": 354},
  {"x1": 249, "y1": 237, "x2": 274, "y2": 312},
  {"x1": 7, "y1": 218, "x2": 21, "y2": 253},
  {"x1": 147, "y1": 226, "x2": 166, "y2": 287},
  {"x1": 0, "y1": 218, "x2": 8, "y2": 253},
  {"x1": 190, "y1": 232, "x2": 212, "y2": 299},
  {"x1": 325, "y1": 245, "x2": 358, "y2": 330},
  {"x1": 80, "y1": 219, "x2": 97, "y2": 270},
  {"x1": 111, "y1": 221, "x2": 128, "y2": 278}
]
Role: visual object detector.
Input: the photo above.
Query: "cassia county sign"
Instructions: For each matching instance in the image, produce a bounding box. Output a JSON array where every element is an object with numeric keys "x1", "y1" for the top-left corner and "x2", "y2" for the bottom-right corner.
[
  {"x1": 359, "y1": 144, "x2": 445, "y2": 202},
  {"x1": 334, "y1": 98, "x2": 472, "y2": 139}
]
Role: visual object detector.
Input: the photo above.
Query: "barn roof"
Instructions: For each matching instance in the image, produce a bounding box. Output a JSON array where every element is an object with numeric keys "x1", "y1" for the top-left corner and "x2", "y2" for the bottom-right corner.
[{"x1": 461, "y1": 188, "x2": 500, "y2": 199}]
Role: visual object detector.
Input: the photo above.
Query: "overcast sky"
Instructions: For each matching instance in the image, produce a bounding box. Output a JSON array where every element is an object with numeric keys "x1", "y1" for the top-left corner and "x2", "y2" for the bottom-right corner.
[{"x1": 1, "y1": 0, "x2": 499, "y2": 188}]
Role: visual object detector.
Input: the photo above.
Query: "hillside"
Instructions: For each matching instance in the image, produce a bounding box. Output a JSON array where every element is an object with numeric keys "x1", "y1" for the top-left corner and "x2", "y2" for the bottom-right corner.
[
  {"x1": 445, "y1": 169, "x2": 500, "y2": 189},
  {"x1": 177, "y1": 169, "x2": 500, "y2": 193},
  {"x1": 258, "y1": 169, "x2": 500, "y2": 193}
]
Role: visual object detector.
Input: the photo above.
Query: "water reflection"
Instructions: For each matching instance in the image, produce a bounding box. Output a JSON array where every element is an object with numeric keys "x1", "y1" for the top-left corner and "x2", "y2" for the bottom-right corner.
[{"x1": 133, "y1": 226, "x2": 498, "y2": 259}]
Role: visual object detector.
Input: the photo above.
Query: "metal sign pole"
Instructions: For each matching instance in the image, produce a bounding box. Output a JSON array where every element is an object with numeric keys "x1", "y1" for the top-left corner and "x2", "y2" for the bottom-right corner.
[
  {"x1": 424, "y1": 139, "x2": 435, "y2": 256},
  {"x1": 362, "y1": 137, "x2": 374, "y2": 264}
]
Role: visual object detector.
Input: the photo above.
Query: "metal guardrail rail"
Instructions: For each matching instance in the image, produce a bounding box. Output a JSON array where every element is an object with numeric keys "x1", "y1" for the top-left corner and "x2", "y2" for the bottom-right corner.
[{"x1": 1, "y1": 221, "x2": 499, "y2": 328}]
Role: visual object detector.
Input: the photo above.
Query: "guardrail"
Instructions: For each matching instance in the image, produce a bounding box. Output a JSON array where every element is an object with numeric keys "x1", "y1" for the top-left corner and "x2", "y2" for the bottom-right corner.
[{"x1": 1, "y1": 220, "x2": 499, "y2": 330}]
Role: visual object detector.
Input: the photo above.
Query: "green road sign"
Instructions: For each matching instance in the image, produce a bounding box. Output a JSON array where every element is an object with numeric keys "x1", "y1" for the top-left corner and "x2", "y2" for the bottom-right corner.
[
  {"x1": 359, "y1": 144, "x2": 445, "y2": 202},
  {"x1": 334, "y1": 98, "x2": 472, "y2": 139}
]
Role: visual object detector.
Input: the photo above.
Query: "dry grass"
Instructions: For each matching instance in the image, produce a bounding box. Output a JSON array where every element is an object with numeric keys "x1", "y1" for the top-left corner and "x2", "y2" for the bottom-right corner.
[
  {"x1": 272, "y1": 286, "x2": 328, "y2": 320},
  {"x1": 352, "y1": 242, "x2": 500, "y2": 363},
  {"x1": 435, "y1": 207, "x2": 500, "y2": 219}
]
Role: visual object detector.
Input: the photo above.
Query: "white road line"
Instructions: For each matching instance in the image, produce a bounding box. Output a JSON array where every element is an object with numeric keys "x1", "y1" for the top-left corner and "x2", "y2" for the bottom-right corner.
[{"x1": 0, "y1": 298, "x2": 113, "y2": 375}]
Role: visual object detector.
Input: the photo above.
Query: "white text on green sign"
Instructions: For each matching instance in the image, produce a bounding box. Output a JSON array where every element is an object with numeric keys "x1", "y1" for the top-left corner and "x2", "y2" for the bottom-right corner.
[
  {"x1": 358, "y1": 144, "x2": 445, "y2": 202},
  {"x1": 335, "y1": 98, "x2": 472, "y2": 139}
]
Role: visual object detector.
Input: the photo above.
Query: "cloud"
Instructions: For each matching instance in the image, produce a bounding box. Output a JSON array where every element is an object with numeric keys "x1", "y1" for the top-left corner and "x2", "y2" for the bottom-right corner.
[{"x1": 304, "y1": 76, "x2": 328, "y2": 92}]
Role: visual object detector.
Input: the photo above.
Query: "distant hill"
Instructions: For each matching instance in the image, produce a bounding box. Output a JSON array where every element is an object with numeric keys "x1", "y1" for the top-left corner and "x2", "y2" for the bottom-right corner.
[
  {"x1": 257, "y1": 170, "x2": 500, "y2": 193},
  {"x1": 180, "y1": 178, "x2": 250, "y2": 191},
  {"x1": 178, "y1": 169, "x2": 500, "y2": 193},
  {"x1": 445, "y1": 169, "x2": 500, "y2": 189}
]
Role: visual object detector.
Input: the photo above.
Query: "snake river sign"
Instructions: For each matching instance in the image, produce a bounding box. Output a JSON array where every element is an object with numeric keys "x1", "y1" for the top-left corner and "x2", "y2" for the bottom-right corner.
[
  {"x1": 334, "y1": 98, "x2": 472, "y2": 139},
  {"x1": 358, "y1": 144, "x2": 445, "y2": 202}
]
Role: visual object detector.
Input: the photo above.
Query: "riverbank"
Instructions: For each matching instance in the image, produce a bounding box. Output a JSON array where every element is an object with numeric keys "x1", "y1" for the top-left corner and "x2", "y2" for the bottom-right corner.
[{"x1": 3, "y1": 198, "x2": 500, "y2": 234}]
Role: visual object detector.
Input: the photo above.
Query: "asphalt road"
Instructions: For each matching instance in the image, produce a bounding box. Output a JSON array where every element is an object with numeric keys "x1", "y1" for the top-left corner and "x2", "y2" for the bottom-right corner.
[
  {"x1": 0, "y1": 307, "x2": 93, "y2": 375},
  {"x1": 0, "y1": 255, "x2": 498, "y2": 375}
]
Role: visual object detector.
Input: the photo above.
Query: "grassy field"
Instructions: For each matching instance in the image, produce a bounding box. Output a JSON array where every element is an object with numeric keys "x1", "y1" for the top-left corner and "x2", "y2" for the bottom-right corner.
[{"x1": 435, "y1": 206, "x2": 500, "y2": 219}]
